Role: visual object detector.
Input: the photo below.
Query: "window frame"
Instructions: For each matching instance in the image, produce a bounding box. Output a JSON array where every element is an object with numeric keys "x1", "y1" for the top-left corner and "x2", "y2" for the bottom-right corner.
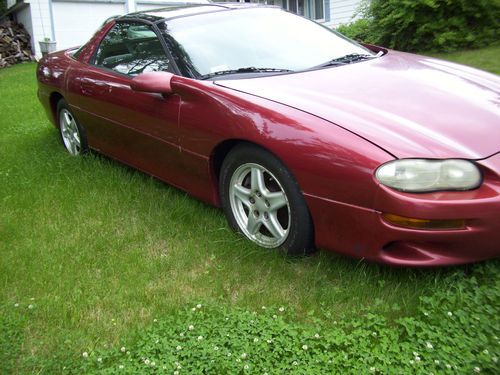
[
  {"x1": 278, "y1": 0, "x2": 325, "y2": 21},
  {"x1": 311, "y1": 0, "x2": 325, "y2": 22},
  {"x1": 89, "y1": 19, "x2": 180, "y2": 78},
  {"x1": 227, "y1": 0, "x2": 325, "y2": 22}
]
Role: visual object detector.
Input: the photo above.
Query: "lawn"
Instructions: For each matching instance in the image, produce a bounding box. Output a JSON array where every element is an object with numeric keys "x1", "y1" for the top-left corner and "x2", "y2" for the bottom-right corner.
[
  {"x1": 427, "y1": 44, "x2": 500, "y2": 75},
  {"x1": 0, "y1": 47, "x2": 499, "y2": 374}
]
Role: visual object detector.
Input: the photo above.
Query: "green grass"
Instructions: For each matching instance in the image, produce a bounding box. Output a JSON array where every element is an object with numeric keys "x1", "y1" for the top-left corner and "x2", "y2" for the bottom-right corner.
[
  {"x1": 427, "y1": 44, "x2": 500, "y2": 75},
  {"x1": 0, "y1": 47, "x2": 499, "y2": 373}
]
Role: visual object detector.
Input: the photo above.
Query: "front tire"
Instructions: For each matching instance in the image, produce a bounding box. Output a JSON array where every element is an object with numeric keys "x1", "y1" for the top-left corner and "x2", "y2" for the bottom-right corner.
[
  {"x1": 220, "y1": 144, "x2": 314, "y2": 255},
  {"x1": 57, "y1": 99, "x2": 88, "y2": 156}
]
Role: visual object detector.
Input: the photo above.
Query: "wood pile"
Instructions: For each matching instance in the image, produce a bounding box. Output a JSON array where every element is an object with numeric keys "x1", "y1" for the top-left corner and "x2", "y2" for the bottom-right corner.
[{"x1": 0, "y1": 21, "x2": 35, "y2": 68}]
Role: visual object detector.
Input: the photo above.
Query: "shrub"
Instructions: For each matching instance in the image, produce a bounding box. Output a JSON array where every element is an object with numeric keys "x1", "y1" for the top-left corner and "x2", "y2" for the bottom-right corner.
[
  {"x1": 336, "y1": 18, "x2": 375, "y2": 44},
  {"x1": 338, "y1": 0, "x2": 500, "y2": 52}
]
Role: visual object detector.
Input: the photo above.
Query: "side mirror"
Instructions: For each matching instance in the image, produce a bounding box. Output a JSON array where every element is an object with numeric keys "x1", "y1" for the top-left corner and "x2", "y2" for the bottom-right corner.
[{"x1": 130, "y1": 72, "x2": 174, "y2": 95}]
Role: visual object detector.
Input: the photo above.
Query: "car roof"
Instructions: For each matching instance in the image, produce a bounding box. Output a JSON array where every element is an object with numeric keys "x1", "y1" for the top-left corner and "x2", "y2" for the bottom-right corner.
[{"x1": 118, "y1": 2, "x2": 278, "y2": 24}]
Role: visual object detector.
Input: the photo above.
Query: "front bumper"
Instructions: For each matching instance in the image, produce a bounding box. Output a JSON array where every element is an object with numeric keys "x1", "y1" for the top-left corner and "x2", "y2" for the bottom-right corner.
[{"x1": 305, "y1": 152, "x2": 500, "y2": 266}]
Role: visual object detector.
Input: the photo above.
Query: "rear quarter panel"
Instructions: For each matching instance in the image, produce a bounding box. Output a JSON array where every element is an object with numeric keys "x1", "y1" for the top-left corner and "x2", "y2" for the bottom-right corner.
[
  {"x1": 37, "y1": 50, "x2": 75, "y2": 126},
  {"x1": 36, "y1": 21, "x2": 114, "y2": 127}
]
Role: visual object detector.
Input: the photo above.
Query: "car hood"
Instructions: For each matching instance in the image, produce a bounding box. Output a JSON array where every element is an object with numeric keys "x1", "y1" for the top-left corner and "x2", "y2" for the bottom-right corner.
[{"x1": 215, "y1": 51, "x2": 500, "y2": 159}]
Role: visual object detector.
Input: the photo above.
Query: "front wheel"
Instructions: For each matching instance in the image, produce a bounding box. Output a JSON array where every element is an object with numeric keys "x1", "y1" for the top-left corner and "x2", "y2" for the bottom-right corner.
[{"x1": 220, "y1": 144, "x2": 314, "y2": 255}]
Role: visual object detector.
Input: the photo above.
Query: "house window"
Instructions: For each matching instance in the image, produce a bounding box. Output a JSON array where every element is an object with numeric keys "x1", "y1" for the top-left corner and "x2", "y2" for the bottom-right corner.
[
  {"x1": 282, "y1": 0, "x2": 304, "y2": 17},
  {"x1": 313, "y1": 0, "x2": 324, "y2": 20},
  {"x1": 222, "y1": 0, "x2": 324, "y2": 21}
]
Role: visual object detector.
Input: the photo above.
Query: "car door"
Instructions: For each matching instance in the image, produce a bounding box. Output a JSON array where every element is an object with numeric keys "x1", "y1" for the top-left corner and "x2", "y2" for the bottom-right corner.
[{"x1": 68, "y1": 21, "x2": 184, "y2": 187}]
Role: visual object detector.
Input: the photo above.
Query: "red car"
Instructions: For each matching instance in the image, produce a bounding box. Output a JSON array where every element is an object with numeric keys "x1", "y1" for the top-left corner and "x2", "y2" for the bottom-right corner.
[{"x1": 36, "y1": 4, "x2": 500, "y2": 266}]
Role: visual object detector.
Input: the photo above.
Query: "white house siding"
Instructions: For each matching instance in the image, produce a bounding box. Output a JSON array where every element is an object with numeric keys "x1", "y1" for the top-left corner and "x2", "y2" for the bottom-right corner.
[
  {"x1": 22, "y1": 0, "x2": 53, "y2": 56},
  {"x1": 135, "y1": 1, "x2": 205, "y2": 12},
  {"x1": 326, "y1": 0, "x2": 363, "y2": 27},
  {"x1": 15, "y1": 5, "x2": 35, "y2": 53},
  {"x1": 52, "y1": 1, "x2": 125, "y2": 51},
  {"x1": 136, "y1": 1, "x2": 169, "y2": 12}
]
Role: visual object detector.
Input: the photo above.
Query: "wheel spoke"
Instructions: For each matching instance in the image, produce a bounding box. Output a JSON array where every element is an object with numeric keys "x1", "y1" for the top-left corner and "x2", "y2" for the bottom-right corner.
[
  {"x1": 72, "y1": 128, "x2": 80, "y2": 144},
  {"x1": 263, "y1": 213, "x2": 285, "y2": 239},
  {"x1": 68, "y1": 119, "x2": 76, "y2": 132},
  {"x1": 69, "y1": 139, "x2": 77, "y2": 155},
  {"x1": 233, "y1": 184, "x2": 251, "y2": 207},
  {"x1": 246, "y1": 214, "x2": 261, "y2": 235},
  {"x1": 250, "y1": 167, "x2": 266, "y2": 193},
  {"x1": 266, "y1": 191, "x2": 287, "y2": 212},
  {"x1": 63, "y1": 112, "x2": 72, "y2": 126}
]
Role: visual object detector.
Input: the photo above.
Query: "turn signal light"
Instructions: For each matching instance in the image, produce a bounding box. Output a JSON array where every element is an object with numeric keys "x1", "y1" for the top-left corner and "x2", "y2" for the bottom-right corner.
[{"x1": 382, "y1": 213, "x2": 466, "y2": 230}]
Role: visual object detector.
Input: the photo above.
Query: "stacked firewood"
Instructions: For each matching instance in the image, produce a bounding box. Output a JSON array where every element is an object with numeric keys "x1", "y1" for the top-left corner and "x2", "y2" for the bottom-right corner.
[{"x1": 0, "y1": 21, "x2": 35, "y2": 69}]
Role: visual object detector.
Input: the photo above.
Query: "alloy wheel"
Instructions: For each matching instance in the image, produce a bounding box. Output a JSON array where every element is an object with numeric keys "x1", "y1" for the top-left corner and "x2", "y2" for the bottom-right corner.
[
  {"x1": 59, "y1": 108, "x2": 81, "y2": 156},
  {"x1": 229, "y1": 163, "x2": 290, "y2": 248}
]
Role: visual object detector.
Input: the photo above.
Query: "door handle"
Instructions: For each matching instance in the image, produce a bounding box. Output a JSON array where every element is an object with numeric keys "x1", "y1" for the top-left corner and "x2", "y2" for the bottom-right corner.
[{"x1": 80, "y1": 78, "x2": 111, "y2": 95}]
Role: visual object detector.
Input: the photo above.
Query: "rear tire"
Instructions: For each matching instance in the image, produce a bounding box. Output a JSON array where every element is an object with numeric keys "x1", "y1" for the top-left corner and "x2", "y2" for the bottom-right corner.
[
  {"x1": 220, "y1": 144, "x2": 314, "y2": 255},
  {"x1": 57, "y1": 99, "x2": 88, "y2": 156}
]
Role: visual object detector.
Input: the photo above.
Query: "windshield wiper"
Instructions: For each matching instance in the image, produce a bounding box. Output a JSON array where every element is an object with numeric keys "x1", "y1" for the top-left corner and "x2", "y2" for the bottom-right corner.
[
  {"x1": 318, "y1": 53, "x2": 377, "y2": 68},
  {"x1": 200, "y1": 67, "x2": 293, "y2": 80}
]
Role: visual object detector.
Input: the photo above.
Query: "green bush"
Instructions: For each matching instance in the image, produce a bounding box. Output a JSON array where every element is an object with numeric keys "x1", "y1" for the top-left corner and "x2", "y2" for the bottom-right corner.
[
  {"x1": 338, "y1": 0, "x2": 500, "y2": 52},
  {"x1": 336, "y1": 18, "x2": 375, "y2": 44}
]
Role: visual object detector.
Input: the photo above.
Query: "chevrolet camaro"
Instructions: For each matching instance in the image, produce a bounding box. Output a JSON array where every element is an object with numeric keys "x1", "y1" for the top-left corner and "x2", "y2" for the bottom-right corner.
[{"x1": 36, "y1": 3, "x2": 500, "y2": 266}]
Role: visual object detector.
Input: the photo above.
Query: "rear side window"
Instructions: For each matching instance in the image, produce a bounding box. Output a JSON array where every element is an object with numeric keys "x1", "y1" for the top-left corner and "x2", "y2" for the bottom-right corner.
[{"x1": 93, "y1": 22, "x2": 171, "y2": 76}]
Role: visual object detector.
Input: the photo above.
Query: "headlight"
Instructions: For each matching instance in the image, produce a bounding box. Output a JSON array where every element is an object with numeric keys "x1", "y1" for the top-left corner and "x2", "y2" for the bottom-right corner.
[{"x1": 375, "y1": 159, "x2": 481, "y2": 192}]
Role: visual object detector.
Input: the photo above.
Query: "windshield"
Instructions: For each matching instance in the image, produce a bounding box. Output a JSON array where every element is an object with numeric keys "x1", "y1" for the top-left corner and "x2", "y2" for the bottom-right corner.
[{"x1": 162, "y1": 8, "x2": 374, "y2": 78}]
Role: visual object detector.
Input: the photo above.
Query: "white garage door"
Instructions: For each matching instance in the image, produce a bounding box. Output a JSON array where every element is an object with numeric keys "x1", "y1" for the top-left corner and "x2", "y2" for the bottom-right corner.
[{"x1": 52, "y1": 1, "x2": 126, "y2": 51}]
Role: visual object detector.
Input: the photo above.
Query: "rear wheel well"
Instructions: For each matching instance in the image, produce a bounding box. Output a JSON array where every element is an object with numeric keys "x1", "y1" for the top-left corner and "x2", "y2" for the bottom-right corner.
[{"x1": 49, "y1": 92, "x2": 64, "y2": 126}]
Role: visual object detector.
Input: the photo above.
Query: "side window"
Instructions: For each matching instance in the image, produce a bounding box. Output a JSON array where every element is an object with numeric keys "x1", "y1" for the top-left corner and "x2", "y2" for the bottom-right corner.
[{"x1": 93, "y1": 22, "x2": 171, "y2": 76}]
